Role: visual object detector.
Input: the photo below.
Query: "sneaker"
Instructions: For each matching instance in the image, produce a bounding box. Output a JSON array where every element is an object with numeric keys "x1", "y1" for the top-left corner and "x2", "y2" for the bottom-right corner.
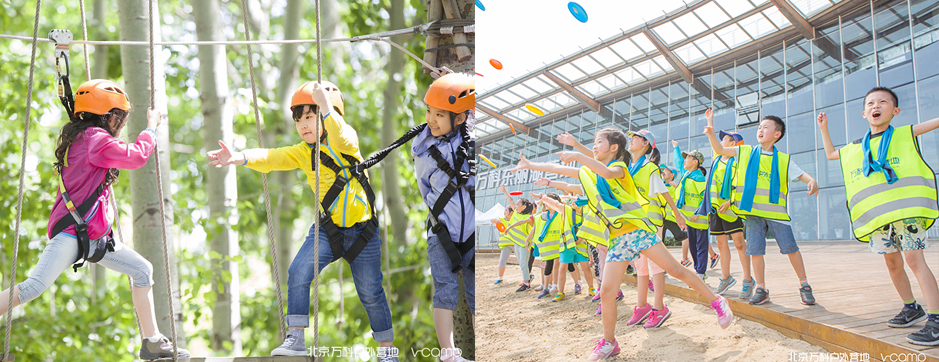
[
  {"x1": 709, "y1": 253, "x2": 720, "y2": 269},
  {"x1": 626, "y1": 304, "x2": 653, "y2": 326},
  {"x1": 587, "y1": 338, "x2": 620, "y2": 361},
  {"x1": 888, "y1": 305, "x2": 927, "y2": 328},
  {"x1": 515, "y1": 282, "x2": 531, "y2": 292},
  {"x1": 574, "y1": 283, "x2": 583, "y2": 294},
  {"x1": 615, "y1": 290, "x2": 624, "y2": 301},
  {"x1": 709, "y1": 296, "x2": 734, "y2": 329},
  {"x1": 749, "y1": 286, "x2": 770, "y2": 305},
  {"x1": 799, "y1": 284, "x2": 816, "y2": 305},
  {"x1": 648, "y1": 279, "x2": 655, "y2": 292},
  {"x1": 906, "y1": 319, "x2": 939, "y2": 346},
  {"x1": 534, "y1": 284, "x2": 544, "y2": 292},
  {"x1": 716, "y1": 277, "x2": 736, "y2": 295},
  {"x1": 595, "y1": 302, "x2": 603, "y2": 315},
  {"x1": 739, "y1": 278, "x2": 755, "y2": 300},
  {"x1": 553, "y1": 292, "x2": 566, "y2": 302},
  {"x1": 680, "y1": 258, "x2": 692, "y2": 267},
  {"x1": 588, "y1": 287, "x2": 597, "y2": 297},
  {"x1": 378, "y1": 346, "x2": 401, "y2": 362},
  {"x1": 643, "y1": 306, "x2": 672, "y2": 329},
  {"x1": 550, "y1": 285, "x2": 558, "y2": 293},
  {"x1": 697, "y1": 273, "x2": 708, "y2": 281},
  {"x1": 537, "y1": 288, "x2": 551, "y2": 299},
  {"x1": 493, "y1": 279, "x2": 502, "y2": 285},
  {"x1": 271, "y1": 330, "x2": 308, "y2": 356},
  {"x1": 139, "y1": 334, "x2": 192, "y2": 360},
  {"x1": 592, "y1": 291, "x2": 602, "y2": 302}
]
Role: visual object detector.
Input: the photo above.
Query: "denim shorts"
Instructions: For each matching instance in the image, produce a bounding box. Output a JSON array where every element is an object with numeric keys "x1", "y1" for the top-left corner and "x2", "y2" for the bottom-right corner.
[{"x1": 744, "y1": 216, "x2": 799, "y2": 255}]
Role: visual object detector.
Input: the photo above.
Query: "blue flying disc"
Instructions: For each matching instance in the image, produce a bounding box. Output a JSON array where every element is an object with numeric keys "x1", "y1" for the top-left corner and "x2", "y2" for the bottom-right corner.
[
  {"x1": 568, "y1": 2, "x2": 588, "y2": 23},
  {"x1": 476, "y1": 0, "x2": 485, "y2": 11}
]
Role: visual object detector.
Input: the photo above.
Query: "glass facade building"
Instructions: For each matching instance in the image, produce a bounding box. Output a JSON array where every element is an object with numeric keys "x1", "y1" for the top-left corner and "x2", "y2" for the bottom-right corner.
[{"x1": 476, "y1": 0, "x2": 939, "y2": 249}]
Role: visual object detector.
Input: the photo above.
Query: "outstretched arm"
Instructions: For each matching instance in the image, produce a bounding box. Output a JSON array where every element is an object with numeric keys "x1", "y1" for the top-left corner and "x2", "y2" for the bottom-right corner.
[
  {"x1": 513, "y1": 152, "x2": 581, "y2": 179},
  {"x1": 913, "y1": 117, "x2": 939, "y2": 137},
  {"x1": 556, "y1": 151, "x2": 625, "y2": 180},
  {"x1": 534, "y1": 177, "x2": 584, "y2": 195},
  {"x1": 816, "y1": 112, "x2": 840, "y2": 160},
  {"x1": 557, "y1": 133, "x2": 593, "y2": 158}
]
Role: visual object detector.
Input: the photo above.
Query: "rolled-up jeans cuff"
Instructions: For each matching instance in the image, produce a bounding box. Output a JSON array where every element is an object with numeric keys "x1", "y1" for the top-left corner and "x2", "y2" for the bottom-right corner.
[
  {"x1": 286, "y1": 314, "x2": 309, "y2": 328},
  {"x1": 372, "y1": 327, "x2": 394, "y2": 342}
]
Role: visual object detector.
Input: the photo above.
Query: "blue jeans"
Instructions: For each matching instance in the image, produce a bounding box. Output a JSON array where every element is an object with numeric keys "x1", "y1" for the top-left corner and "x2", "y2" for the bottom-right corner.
[
  {"x1": 427, "y1": 233, "x2": 475, "y2": 313},
  {"x1": 744, "y1": 216, "x2": 800, "y2": 255},
  {"x1": 286, "y1": 222, "x2": 393, "y2": 342}
]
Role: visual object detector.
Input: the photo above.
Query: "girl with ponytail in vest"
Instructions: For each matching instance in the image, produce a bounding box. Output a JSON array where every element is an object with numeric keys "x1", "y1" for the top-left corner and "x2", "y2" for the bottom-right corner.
[{"x1": 514, "y1": 128, "x2": 734, "y2": 361}]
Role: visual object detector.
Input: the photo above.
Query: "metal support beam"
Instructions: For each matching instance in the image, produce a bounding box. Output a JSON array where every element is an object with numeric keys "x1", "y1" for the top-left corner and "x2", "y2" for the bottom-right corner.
[
  {"x1": 475, "y1": 103, "x2": 532, "y2": 135},
  {"x1": 642, "y1": 28, "x2": 694, "y2": 85},
  {"x1": 769, "y1": 0, "x2": 816, "y2": 40},
  {"x1": 541, "y1": 71, "x2": 600, "y2": 112}
]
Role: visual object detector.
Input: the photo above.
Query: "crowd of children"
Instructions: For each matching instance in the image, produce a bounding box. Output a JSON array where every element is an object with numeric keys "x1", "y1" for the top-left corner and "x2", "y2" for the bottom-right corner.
[{"x1": 488, "y1": 84, "x2": 939, "y2": 359}]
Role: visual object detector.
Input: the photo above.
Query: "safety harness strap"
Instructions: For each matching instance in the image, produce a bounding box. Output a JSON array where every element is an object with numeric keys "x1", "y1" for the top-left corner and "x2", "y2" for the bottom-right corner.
[{"x1": 313, "y1": 149, "x2": 378, "y2": 263}]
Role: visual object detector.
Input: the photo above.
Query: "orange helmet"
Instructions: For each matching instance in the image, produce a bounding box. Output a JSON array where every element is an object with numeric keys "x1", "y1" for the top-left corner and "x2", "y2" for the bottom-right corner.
[
  {"x1": 291, "y1": 81, "x2": 345, "y2": 116},
  {"x1": 424, "y1": 73, "x2": 475, "y2": 114},
  {"x1": 73, "y1": 79, "x2": 131, "y2": 116}
]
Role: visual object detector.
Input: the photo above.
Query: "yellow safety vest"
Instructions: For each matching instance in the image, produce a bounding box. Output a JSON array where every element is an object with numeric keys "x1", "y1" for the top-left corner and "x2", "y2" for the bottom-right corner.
[
  {"x1": 533, "y1": 211, "x2": 563, "y2": 261},
  {"x1": 505, "y1": 212, "x2": 532, "y2": 247},
  {"x1": 633, "y1": 162, "x2": 665, "y2": 227},
  {"x1": 560, "y1": 205, "x2": 590, "y2": 258},
  {"x1": 732, "y1": 145, "x2": 791, "y2": 221},
  {"x1": 678, "y1": 174, "x2": 708, "y2": 230},
  {"x1": 663, "y1": 184, "x2": 678, "y2": 223},
  {"x1": 577, "y1": 162, "x2": 655, "y2": 245},
  {"x1": 710, "y1": 156, "x2": 740, "y2": 222},
  {"x1": 497, "y1": 216, "x2": 515, "y2": 249},
  {"x1": 839, "y1": 125, "x2": 939, "y2": 241}
]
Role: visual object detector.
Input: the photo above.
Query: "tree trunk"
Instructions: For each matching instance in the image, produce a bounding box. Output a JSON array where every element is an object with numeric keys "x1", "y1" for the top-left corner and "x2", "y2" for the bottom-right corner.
[
  {"x1": 426, "y1": 0, "x2": 475, "y2": 358},
  {"x1": 90, "y1": 0, "x2": 109, "y2": 303},
  {"x1": 117, "y1": 0, "x2": 187, "y2": 347},
  {"x1": 193, "y1": 0, "x2": 242, "y2": 355}
]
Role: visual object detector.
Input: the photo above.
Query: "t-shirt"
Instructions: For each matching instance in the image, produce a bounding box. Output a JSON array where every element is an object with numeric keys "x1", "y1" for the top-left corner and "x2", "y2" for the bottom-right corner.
[{"x1": 647, "y1": 170, "x2": 669, "y2": 197}]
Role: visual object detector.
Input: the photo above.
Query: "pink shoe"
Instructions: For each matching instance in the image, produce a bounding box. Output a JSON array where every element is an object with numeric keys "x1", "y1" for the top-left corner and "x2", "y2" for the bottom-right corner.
[
  {"x1": 709, "y1": 295, "x2": 734, "y2": 329},
  {"x1": 595, "y1": 302, "x2": 602, "y2": 315},
  {"x1": 615, "y1": 290, "x2": 624, "y2": 301},
  {"x1": 626, "y1": 304, "x2": 653, "y2": 326},
  {"x1": 592, "y1": 292, "x2": 602, "y2": 302},
  {"x1": 587, "y1": 338, "x2": 620, "y2": 361},
  {"x1": 643, "y1": 306, "x2": 671, "y2": 328}
]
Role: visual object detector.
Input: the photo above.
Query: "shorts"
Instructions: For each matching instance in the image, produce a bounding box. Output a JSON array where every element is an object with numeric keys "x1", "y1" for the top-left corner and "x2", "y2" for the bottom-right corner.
[
  {"x1": 709, "y1": 213, "x2": 744, "y2": 236},
  {"x1": 744, "y1": 216, "x2": 799, "y2": 256},
  {"x1": 634, "y1": 254, "x2": 663, "y2": 277},
  {"x1": 606, "y1": 229, "x2": 660, "y2": 263},
  {"x1": 559, "y1": 246, "x2": 589, "y2": 264},
  {"x1": 662, "y1": 220, "x2": 688, "y2": 241},
  {"x1": 869, "y1": 218, "x2": 930, "y2": 255}
]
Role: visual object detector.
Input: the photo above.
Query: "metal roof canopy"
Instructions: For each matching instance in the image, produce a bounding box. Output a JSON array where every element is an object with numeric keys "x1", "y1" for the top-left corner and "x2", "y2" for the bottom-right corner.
[{"x1": 476, "y1": 0, "x2": 871, "y2": 142}]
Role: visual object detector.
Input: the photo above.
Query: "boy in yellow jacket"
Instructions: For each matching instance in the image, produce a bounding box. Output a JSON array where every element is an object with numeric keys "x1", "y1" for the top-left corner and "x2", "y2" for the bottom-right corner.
[{"x1": 208, "y1": 81, "x2": 398, "y2": 360}]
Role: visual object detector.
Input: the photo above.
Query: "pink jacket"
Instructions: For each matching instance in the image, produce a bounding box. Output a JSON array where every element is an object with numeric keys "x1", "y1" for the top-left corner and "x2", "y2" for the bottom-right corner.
[{"x1": 47, "y1": 127, "x2": 157, "y2": 240}]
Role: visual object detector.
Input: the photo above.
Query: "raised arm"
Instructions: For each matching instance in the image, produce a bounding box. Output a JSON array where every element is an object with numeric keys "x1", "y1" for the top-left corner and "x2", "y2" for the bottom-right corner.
[
  {"x1": 557, "y1": 133, "x2": 593, "y2": 158},
  {"x1": 913, "y1": 116, "x2": 939, "y2": 137},
  {"x1": 499, "y1": 184, "x2": 519, "y2": 210},
  {"x1": 703, "y1": 109, "x2": 736, "y2": 157},
  {"x1": 672, "y1": 140, "x2": 686, "y2": 179},
  {"x1": 514, "y1": 152, "x2": 581, "y2": 179},
  {"x1": 534, "y1": 177, "x2": 584, "y2": 195},
  {"x1": 540, "y1": 195, "x2": 565, "y2": 213},
  {"x1": 556, "y1": 151, "x2": 625, "y2": 180},
  {"x1": 816, "y1": 112, "x2": 840, "y2": 160}
]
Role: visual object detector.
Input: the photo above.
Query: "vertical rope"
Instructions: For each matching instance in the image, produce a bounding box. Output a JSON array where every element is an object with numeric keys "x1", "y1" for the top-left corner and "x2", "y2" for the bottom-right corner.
[
  {"x1": 79, "y1": 0, "x2": 92, "y2": 79},
  {"x1": 148, "y1": 1, "x2": 178, "y2": 360},
  {"x1": 313, "y1": 0, "x2": 323, "y2": 353},
  {"x1": 4, "y1": 1, "x2": 41, "y2": 360},
  {"x1": 239, "y1": 0, "x2": 287, "y2": 339}
]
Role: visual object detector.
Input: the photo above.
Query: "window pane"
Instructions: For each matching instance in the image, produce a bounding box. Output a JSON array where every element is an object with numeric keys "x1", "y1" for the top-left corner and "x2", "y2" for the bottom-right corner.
[
  {"x1": 666, "y1": 83, "x2": 689, "y2": 141},
  {"x1": 712, "y1": 66, "x2": 737, "y2": 131},
  {"x1": 875, "y1": 0, "x2": 914, "y2": 89},
  {"x1": 787, "y1": 40, "x2": 814, "y2": 115},
  {"x1": 818, "y1": 188, "x2": 852, "y2": 240},
  {"x1": 912, "y1": 0, "x2": 939, "y2": 79},
  {"x1": 761, "y1": 45, "x2": 786, "y2": 119},
  {"x1": 917, "y1": 75, "x2": 939, "y2": 168},
  {"x1": 843, "y1": 8, "x2": 877, "y2": 101},
  {"x1": 816, "y1": 145, "x2": 844, "y2": 189},
  {"x1": 814, "y1": 21, "x2": 845, "y2": 109},
  {"x1": 630, "y1": 89, "x2": 651, "y2": 130},
  {"x1": 818, "y1": 104, "x2": 847, "y2": 148},
  {"x1": 790, "y1": 190, "x2": 819, "y2": 241},
  {"x1": 787, "y1": 112, "x2": 815, "y2": 154},
  {"x1": 691, "y1": 75, "x2": 713, "y2": 134}
]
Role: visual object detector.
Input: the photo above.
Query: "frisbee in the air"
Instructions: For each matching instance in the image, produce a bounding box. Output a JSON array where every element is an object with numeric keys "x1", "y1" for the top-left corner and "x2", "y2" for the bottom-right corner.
[
  {"x1": 525, "y1": 103, "x2": 545, "y2": 116},
  {"x1": 479, "y1": 154, "x2": 497, "y2": 168},
  {"x1": 490, "y1": 59, "x2": 503, "y2": 70},
  {"x1": 476, "y1": 0, "x2": 485, "y2": 11},
  {"x1": 475, "y1": 72, "x2": 484, "y2": 77},
  {"x1": 497, "y1": 222, "x2": 506, "y2": 233},
  {"x1": 510, "y1": 191, "x2": 524, "y2": 196},
  {"x1": 568, "y1": 2, "x2": 588, "y2": 23},
  {"x1": 509, "y1": 124, "x2": 517, "y2": 134}
]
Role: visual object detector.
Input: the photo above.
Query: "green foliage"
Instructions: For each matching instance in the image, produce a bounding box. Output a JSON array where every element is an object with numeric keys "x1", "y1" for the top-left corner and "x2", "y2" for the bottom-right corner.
[{"x1": 1, "y1": 0, "x2": 445, "y2": 360}]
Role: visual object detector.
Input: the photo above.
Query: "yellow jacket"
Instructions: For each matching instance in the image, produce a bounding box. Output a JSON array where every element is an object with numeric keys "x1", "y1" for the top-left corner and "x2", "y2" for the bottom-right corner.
[{"x1": 244, "y1": 112, "x2": 371, "y2": 227}]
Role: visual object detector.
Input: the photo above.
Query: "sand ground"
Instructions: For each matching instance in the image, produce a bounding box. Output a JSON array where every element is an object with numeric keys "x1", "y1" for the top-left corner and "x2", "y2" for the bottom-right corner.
[{"x1": 476, "y1": 252, "x2": 844, "y2": 362}]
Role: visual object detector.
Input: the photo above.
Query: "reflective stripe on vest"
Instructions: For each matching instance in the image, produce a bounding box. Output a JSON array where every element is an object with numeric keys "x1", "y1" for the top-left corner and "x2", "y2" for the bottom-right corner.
[
  {"x1": 506, "y1": 212, "x2": 531, "y2": 247},
  {"x1": 839, "y1": 125, "x2": 939, "y2": 241},
  {"x1": 534, "y1": 212, "x2": 562, "y2": 260},
  {"x1": 559, "y1": 206, "x2": 591, "y2": 258},
  {"x1": 664, "y1": 185, "x2": 678, "y2": 222},
  {"x1": 709, "y1": 157, "x2": 740, "y2": 222},
  {"x1": 634, "y1": 162, "x2": 665, "y2": 227},
  {"x1": 578, "y1": 164, "x2": 655, "y2": 239},
  {"x1": 679, "y1": 178, "x2": 709, "y2": 230},
  {"x1": 733, "y1": 145, "x2": 791, "y2": 221},
  {"x1": 497, "y1": 216, "x2": 515, "y2": 248},
  {"x1": 577, "y1": 208, "x2": 611, "y2": 247}
]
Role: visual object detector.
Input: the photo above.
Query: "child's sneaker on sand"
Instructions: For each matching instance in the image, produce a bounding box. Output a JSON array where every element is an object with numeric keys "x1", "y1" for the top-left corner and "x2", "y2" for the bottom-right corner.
[
  {"x1": 587, "y1": 338, "x2": 620, "y2": 361},
  {"x1": 626, "y1": 304, "x2": 653, "y2": 326},
  {"x1": 643, "y1": 306, "x2": 672, "y2": 329},
  {"x1": 680, "y1": 258, "x2": 692, "y2": 267},
  {"x1": 574, "y1": 283, "x2": 583, "y2": 294},
  {"x1": 709, "y1": 295, "x2": 734, "y2": 329}
]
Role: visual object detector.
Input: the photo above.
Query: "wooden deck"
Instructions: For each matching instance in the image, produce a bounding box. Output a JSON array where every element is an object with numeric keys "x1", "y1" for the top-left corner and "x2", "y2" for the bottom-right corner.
[{"x1": 627, "y1": 241, "x2": 939, "y2": 362}]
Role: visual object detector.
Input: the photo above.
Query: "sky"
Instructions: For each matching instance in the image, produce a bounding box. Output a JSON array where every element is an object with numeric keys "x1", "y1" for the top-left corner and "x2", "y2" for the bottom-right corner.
[{"x1": 476, "y1": 0, "x2": 690, "y2": 95}]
